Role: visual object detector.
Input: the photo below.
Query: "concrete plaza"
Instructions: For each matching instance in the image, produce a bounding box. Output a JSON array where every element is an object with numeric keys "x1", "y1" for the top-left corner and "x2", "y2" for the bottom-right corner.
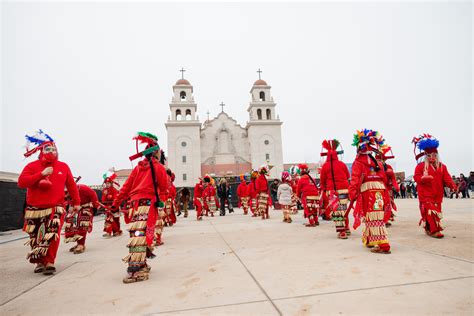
[{"x1": 0, "y1": 199, "x2": 472, "y2": 315}]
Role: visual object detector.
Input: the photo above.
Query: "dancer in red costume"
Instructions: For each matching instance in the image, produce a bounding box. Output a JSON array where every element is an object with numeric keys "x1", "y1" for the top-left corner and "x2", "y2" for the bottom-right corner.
[
  {"x1": 349, "y1": 129, "x2": 392, "y2": 254},
  {"x1": 101, "y1": 171, "x2": 122, "y2": 238},
  {"x1": 165, "y1": 169, "x2": 178, "y2": 226},
  {"x1": 412, "y1": 134, "x2": 457, "y2": 238},
  {"x1": 375, "y1": 146, "x2": 400, "y2": 227},
  {"x1": 64, "y1": 183, "x2": 99, "y2": 254},
  {"x1": 19, "y1": 130, "x2": 80, "y2": 275},
  {"x1": 256, "y1": 165, "x2": 272, "y2": 220},
  {"x1": 193, "y1": 178, "x2": 204, "y2": 220},
  {"x1": 248, "y1": 170, "x2": 259, "y2": 217},
  {"x1": 202, "y1": 175, "x2": 219, "y2": 217},
  {"x1": 320, "y1": 139, "x2": 351, "y2": 238},
  {"x1": 112, "y1": 132, "x2": 168, "y2": 283},
  {"x1": 237, "y1": 174, "x2": 250, "y2": 215},
  {"x1": 296, "y1": 164, "x2": 320, "y2": 227}
]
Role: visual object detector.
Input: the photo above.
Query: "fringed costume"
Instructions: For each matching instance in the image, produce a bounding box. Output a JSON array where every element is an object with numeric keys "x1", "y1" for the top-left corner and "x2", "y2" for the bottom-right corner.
[
  {"x1": 18, "y1": 130, "x2": 80, "y2": 274},
  {"x1": 376, "y1": 147, "x2": 400, "y2": 227},
  {"x1": 350, "y1": 129, "x2": 392, "y2": 254},
  {"x1": 256, "y1": 165, "x2": 271, "y2": 220},
  {"x1": 296, "y1": 164, "x2": 320, "y2": 227},
  {"x1": 194, "y1": 179, "x2": 204, "y2": 220},
  {"x1": 320, "y1": 139, "x2": 351, "y2": 238},
  {"x1": 249, "y1": 170, "x2": 259, "y2": 217},
  {"x1": 237, "y1": 174, "x2": 250, "y2": 215},
  {"x1": 64, "y1": 184, "x2": 99, "y2": 253},
  {"x1": 412, "y1": 134, "x2": 457, "y2": 238},
  {"x1": 203, "y1": 175, "x2": 219, "y2": 217},
  {"x1": 112, "y1": 132, "x2": 168, "y2": 283},
  {"x1": 101, "y1": 171, "x2": 122, "y2": 237}
]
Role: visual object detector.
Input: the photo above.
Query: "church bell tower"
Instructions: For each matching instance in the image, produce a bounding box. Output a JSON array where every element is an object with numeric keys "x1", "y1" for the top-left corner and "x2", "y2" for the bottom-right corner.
[
  {"x1": 165, "y1": 68, "x2": 202, "y2": 187},
  {"x1": 246, "y1": 69, "x2": 284, "y2": 179}
]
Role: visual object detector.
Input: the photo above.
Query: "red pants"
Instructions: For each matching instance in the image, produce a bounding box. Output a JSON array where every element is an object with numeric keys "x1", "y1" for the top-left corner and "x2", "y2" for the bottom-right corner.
[
  {"x1": 194, "y1": 199, "x2": 203, "y2": 219},
  {"x1": 420, "y1": 202, "x2": 443, "y2": 234},
  {"x1": 77, "y1": 232, "x2": 87, "y2": 246}
]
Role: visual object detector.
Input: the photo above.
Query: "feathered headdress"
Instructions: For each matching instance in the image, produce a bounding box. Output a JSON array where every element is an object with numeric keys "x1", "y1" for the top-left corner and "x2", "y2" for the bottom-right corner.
[
  {"x1": 259, "y1": 164, "x2": 269, "y2": 174},
  {"x1": 281, "y1": 171, "x2": 291, "y2": 182},
  {"x1": 250, "y1": 170, "x2": 259, "y2": 179},
  {"x1": 376, "y1": 145, "x2": 395, "y2": 160},
  {"x1": 103, "y1": 168, "x2": 118, "y2": 183},
  {"x1": 24, "y1": 129, "x2": 55, "y2": 158},
  {"x1": 129, "y1": 132, "x2": 160, "y2": 161},
  {"x1": 352, "y1": 129, "x2": 386, "y2": 153},
  {"x1": 321, "y1": 139, "x2": 344, "y2": 157},
  {"x1": 412, "y1": 133, "x2": 439, "y2": 161},
  {"x1": 288, "y1": 165, "x2": 300, "y2": 176}
]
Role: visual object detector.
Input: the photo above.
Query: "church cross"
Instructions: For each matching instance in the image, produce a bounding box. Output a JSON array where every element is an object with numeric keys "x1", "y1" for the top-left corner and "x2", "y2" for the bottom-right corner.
[
  {"x1": 220, "y1": 102, "x2": 225, "y2": 113},
  {"x1": 257, "y1": 68, "x2": 263, "y2": 80},
  {"x1": 179, "y1": 67, "x2": 186, "y2": 79}
]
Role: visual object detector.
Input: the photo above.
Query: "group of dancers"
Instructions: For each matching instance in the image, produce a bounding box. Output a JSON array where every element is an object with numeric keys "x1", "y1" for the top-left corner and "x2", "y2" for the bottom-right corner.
[{"x1": 18, "y1": 129, "x2": 458, "y2": 283}]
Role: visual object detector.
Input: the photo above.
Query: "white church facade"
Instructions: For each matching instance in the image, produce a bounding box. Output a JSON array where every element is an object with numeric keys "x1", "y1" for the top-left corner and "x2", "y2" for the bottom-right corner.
[{"x1": 165, "y1": 73, "x2": 284, "y2": 188}]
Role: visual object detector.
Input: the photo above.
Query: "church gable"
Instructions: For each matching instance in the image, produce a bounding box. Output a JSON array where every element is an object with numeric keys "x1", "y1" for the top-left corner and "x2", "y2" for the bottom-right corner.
[{"x1": 200, "y1": 112, "x2": 251, "y2": 174}]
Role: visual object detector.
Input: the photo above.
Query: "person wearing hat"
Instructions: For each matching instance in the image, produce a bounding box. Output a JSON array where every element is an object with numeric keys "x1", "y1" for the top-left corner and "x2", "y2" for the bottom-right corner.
[
  {"x1": 319, "y1": 139, "x2": 351, "y2": 238},
  {"x1": 237, "y1": 174, "x2": 250, "y2": 215},
  {"x1": 375, "y1": 146, "x2": 400, "y2": 227},
  {"x1": 277, "y1": 171, "x2": 293, "y2": 223},
  {"x1": 202, "y1": 175, "x2": 218, "y2": 217},
  {"x1": 349, "y1": 129, "x2": 392, "y2": 254},
  {"x1": 112, "y1": 132, "x2": 168, "y2": 283},
  {"x1": 19, "y1": 130, "x2": 81, "y2": 275},
  {"x1": 193, "y1": 178, "x2": 204, "y2": 220},
  {"x1": 412, "y1": 134, "x2": 458, "y2": 238},
  {"x1": 101, "y1": 171, "x2": 122, "y2": 238},
  {"x1": 256, "y1": 165, "x2": 272, "y2": 220},
  {"x1": 248, "y1": 170, "x2": 259, "y2": 217},
  {"x1": 296, "y1": 163, "x2": 320, "y2": 227},
  {"x1": 165, "y1": 169, "x2": 178, "y2": 225},
  {"x1": 64, "y1": 183, "x2": 100, "y2": 254}
]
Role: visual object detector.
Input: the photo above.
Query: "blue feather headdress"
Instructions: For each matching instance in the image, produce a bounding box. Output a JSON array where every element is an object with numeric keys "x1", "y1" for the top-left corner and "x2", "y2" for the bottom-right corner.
[
  {"x1": 24, "y1": 129, "x2": 55, "y2": 157},
  {"x1": 412, "y1": 133, "x2": 439, "y2": 161}
]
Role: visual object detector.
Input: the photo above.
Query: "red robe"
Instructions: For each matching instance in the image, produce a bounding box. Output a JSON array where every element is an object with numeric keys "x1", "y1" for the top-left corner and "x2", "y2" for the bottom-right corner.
[
  {"x1": 320, "y1": 153, "x2": 350, "y2": 220},
  {"x1": 237, "y1": 182, "x2": 249, "y2": 207},
  {"x1": 297, "y1": 174, "x2": 320, "y2": 224},
  {"x1": 167, "y1": 179, "x2": 177, "y2": 224},
  {"x1": 102, "y1": 185, "x2": 121, "y2": 235},
  {"x1": 414, "y1": 162, "x2": 457, "y2": 234},
  {"x1": 349, "y1": 154, "x2": 391, "y2": 250},
  {"x1": 19, "y1": 157, "x2": 80, "y2": 265},
  {"x1": 113, "y1": 158, "x2": 168, "y2": 246},
  {"x1": 193, "y1": 182, "x2": 204, "y2": 218}
]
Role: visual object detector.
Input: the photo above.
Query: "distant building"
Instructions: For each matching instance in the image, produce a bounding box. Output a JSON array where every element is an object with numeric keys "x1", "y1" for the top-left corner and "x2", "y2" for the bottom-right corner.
[{"x1": 166, "y1": 71, "x2": 284, "y2": 187}]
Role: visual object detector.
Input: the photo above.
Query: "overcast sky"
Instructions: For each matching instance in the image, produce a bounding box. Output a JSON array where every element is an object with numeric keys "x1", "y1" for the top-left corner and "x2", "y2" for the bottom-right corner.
[{"x1": 1, "y1": 1, "x2": 472, "y2": 184}]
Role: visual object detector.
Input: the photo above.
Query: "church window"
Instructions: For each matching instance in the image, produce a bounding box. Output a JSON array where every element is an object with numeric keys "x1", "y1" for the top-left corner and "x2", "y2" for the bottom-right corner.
[
  {"x1": 266, "y1": 153, "x2": 270, "y2": 161},
  {"x1": 185, "y1": 109, "x2": 192, "y2": 120},
  {"x1": 183, "y1": 173, "x2": 187, "y2": 181},
  {"x1": 257, "y1": 109, "x2": 262, "y2": 120},
  {"x1": 264, "y1": 140, "x2": 269, "y2": 145},
  {"x1": 176, "y1": 109, "x2": 182, "y2": 120},
  {"x1": 259, "y1": 91, "x2": 265, "y2": 101},
  {"x1": 181, "y1": 141, "x2": 187, "y2": 147},
  {"x1": 266, "y1": 109, "x2": 271, "y2": 120},
  {"x1": 182, "y1": 155, "x2": 186, "y2": 163},
  {"x1": 180, "y1": 91, "x2": 187, "y2": 101}
]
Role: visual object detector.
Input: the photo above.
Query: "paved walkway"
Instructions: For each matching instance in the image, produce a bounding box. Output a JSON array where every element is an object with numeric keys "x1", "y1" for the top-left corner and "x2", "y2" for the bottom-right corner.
[{"x1": 0, "y1": 199, "x2": 472, "y2": 315}]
